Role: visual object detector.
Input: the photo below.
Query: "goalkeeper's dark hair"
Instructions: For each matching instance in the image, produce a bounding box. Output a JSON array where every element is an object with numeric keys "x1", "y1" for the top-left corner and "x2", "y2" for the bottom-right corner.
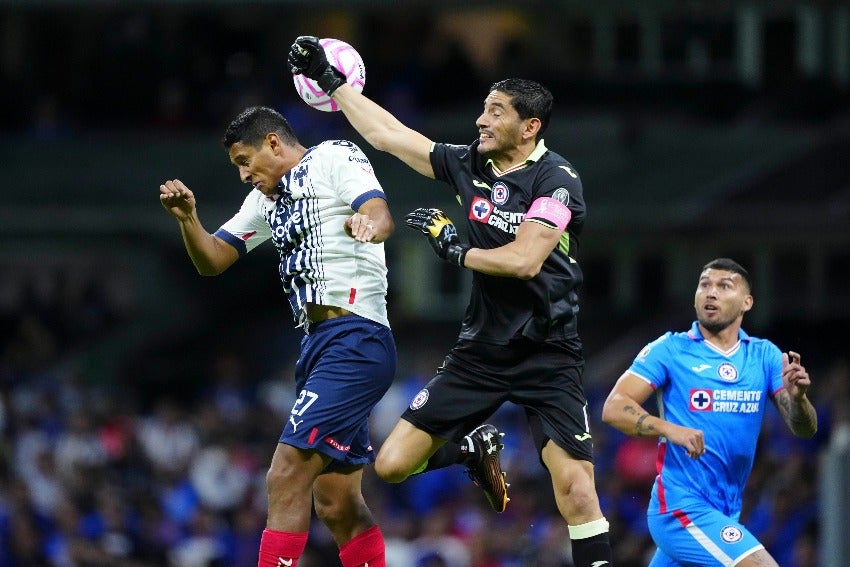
[
  {"x1": 701, "y1": 258, "x2": 752, "y2": 293},
  {"x1": 490, "y1": 78, "x2": 553, "y2": 141},
  {"x1": 223, "y1": 106, "x2": 299, "y2": 149}
]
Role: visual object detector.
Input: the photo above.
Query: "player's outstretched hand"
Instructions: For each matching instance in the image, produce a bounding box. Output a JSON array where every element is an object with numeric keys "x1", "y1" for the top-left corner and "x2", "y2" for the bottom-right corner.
[
  {"x1": 159, "y1": 179, "x2": 196, "y2": 221},
  {"x1": 405, "y1": 208, "x2": 470, "y2": 267},
  {"x1": 288, "y1": 36, "x2": 346, "y2": 96},
  {"x1": 782, "y1": 351, "x2": 811, "y2": 400}
]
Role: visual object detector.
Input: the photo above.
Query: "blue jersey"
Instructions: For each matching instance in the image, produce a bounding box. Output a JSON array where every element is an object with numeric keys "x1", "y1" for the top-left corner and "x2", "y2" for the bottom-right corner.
[{"x1": 627, "y1": 322, "x2": 784, "y2": 517}]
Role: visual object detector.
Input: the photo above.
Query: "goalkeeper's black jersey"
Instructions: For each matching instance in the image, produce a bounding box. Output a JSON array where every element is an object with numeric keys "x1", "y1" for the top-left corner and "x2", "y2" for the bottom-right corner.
[{"x1": 429, "y1": 139, "x2": 586, "y2": 345}]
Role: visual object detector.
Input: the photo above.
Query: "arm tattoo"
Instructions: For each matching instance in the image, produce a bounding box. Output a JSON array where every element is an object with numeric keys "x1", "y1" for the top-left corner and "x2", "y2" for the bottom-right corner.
[
  {"x1": 624, "y1": 405, "x2": 656, "y2": 436},
  {"x1": 775, "y1": 389, "x2": 818, "y2": 438},
  {"x1": 635, "y1": 413, "x2": 656, "y2": 436},
  {"x1": 623, "y1": 404, "x2": 640, "y2": 417}
]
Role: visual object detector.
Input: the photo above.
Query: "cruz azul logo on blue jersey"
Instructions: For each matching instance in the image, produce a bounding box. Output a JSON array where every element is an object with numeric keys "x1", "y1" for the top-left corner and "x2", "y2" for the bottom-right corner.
[
  {"x1": 721, "y1": 525, "x2": 744, "y2": 543},
  {"x1": 468, "y1": 195, "x2": 524, "y2": 235},
  {"x1": 690, "y1": 388, "x2": 763, "y2": 413},
  {"x1": 491, "y1": 182, "x2": 510, "y2": 205},
  {"x1": 717, "y1": 362, "x2": 738, "y2": 382}
]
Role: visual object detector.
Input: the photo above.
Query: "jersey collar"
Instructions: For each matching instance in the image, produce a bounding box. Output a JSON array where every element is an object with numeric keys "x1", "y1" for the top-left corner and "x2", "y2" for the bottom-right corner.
[
  {"x1": 486, "y1": 139, "x2": 548, "y2": 175},
  {"x1": 686, "y1": 321, "x2": 751, "y2": 343}
]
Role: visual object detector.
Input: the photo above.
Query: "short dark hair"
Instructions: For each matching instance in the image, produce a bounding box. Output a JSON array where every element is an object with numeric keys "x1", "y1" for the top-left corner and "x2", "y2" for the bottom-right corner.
[
  {"x1": 489, "y1": 78, "x2": 553, "y2": 141},
  {"x1": 702, "y1": 258, "x2": 752, "y2": 292},
  {"x1": 222, "y1": 106, "x2": 299, "y2": 149}
]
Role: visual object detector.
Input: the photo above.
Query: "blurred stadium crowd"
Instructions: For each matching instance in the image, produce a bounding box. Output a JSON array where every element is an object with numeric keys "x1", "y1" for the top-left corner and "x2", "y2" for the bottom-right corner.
[
  {"x1": 6, "y1": 3, "x2": 849, "y2": 140},
  {"x1": 0, "y1": 251, "x2": 845, "y2": 567},
  {"x1": 3, "y1": 2, "x2": 850, "y2": 566}
]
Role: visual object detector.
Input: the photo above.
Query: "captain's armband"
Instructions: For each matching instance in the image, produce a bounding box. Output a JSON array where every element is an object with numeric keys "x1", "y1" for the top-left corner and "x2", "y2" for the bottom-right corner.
[{"x1": 526, "y1": 197, "x2": 572, "y2": 231}]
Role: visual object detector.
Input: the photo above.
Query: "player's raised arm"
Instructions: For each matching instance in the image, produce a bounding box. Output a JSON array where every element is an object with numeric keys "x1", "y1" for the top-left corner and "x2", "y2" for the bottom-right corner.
[
  {"x1": 773, "y1": 351, "x2": 818, "y2": 438},
  {"x1": 288, "y1": 36, "x2": 435, "y2": 179},
  {"x1": 159, "y1": 179, "x2": 239, "y2": 276}
]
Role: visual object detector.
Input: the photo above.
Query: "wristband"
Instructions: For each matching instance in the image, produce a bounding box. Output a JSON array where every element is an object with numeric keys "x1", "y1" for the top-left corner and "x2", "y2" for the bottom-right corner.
[
  {"x1": 317, "y1": 66, "x2": 346, "y2": 96},
  {"x1": 446, "y1": 243, "x2": 470, "y2": 267}
]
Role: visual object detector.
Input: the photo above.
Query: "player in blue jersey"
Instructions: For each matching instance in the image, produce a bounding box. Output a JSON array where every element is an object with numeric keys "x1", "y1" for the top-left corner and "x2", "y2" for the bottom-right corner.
[
  {"x1": 289, "y1": 37, "x2": 613, "y2": 567},
  {"x1": 602, "y1": 258, "x2": 817, "y2": 566},
  {"x1": 159, "y1": 106, "x2": 396, "y2": 567}
]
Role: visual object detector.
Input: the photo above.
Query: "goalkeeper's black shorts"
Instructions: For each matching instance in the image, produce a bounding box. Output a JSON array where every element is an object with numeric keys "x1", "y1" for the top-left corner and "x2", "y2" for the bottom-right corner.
[{"x1": 400, "y1": 335, "x2": 595, "y2": 463}]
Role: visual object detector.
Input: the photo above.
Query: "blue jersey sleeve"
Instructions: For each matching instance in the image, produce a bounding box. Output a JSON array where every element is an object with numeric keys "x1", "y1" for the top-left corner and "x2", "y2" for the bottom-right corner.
[{"x1": 627, "y1": 332, "x2": 674, "y2": 389}]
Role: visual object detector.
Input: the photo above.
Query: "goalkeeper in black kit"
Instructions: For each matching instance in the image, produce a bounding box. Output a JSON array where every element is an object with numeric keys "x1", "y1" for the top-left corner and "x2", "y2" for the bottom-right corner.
[{"x1": 290, "y1": 36, "x2": 613, "y2": 566}]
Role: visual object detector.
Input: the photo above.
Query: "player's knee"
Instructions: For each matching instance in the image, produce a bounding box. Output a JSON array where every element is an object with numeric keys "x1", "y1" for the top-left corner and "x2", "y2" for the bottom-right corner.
[
  {"x1": 560, "y1": 479, "x2": 600, "y2": 514},
  {"x1": 314, "y1": 497, "x2": 345, "y2": 529},
  {"x1": 265, "y1": 455, "x2": 306, "y2": 495},
  {"x1": 315, "y1": 497, "x2": 371, "y2": 536},
  {"x1": 265, "y1": 464, "x2": 290, "y2": 493},
  {"x1": 374, "y1": 452, "x2": 409, "y2": 483},
  {"x1": 551, "y1": 469, "x2": 600, "y2": 512}
]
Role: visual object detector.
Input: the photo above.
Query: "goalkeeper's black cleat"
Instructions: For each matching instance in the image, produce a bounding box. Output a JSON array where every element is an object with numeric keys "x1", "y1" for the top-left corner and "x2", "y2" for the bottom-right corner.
[{"x1": 462, "y1": 424, "x2": 509, "y2": 513}]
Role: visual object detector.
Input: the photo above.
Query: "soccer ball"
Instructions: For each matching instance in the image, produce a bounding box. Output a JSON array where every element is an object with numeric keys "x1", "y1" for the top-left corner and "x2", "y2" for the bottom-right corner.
[{"x1": 293, "y1": 38, "x2": 366, "y2": 112}]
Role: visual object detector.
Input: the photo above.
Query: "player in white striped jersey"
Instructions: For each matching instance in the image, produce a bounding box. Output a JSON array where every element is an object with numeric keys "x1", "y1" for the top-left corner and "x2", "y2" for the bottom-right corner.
[{"x1": 159, "y1": 106, "x2": 396, "y2": 567}]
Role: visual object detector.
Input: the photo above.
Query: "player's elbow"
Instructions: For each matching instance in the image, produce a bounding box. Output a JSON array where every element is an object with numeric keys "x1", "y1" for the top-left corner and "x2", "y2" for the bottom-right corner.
[
  {"x1": 369, "y1": 133, "x2": 393, "y2": 154},
  {"x1": 512, "y1": 260, "x2": 543, "y2": 280},
  {"x1": 371, "y1": 222, "x2": 394, "y2": 244},
  {"x1": 193, "y1": 260, "x2": 228, "y2": 277},
  {"x1": 191, "y1": 243, "x2": 237, "y2": 276},
  {"x1": 600, "y1": 399, "x2": 616, "y2": 428},
  {"x1": 794, "y1": 421, "x2": 818, "y2": 439},
  {"x1": 382, "y1": 217, "x2": 396, "y2": 240},
  {"x1": 371, "y1": 132, "x2": 408, "y2": 158},
  {"x1": 600, "y1": 393, "x2": 626, "y2": 431}
]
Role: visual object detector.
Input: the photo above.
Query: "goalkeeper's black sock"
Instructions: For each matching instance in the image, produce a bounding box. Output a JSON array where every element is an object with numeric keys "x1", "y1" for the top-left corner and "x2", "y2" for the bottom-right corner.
[
  {"x1": 569, "y1": 518, "x2": 613, "y2": 567},
  {"x1": 412, "y1": 442, "x2": 464, "y2": 475}
]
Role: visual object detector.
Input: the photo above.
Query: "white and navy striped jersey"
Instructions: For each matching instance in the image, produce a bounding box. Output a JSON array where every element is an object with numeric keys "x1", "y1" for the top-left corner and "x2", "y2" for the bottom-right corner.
[{"x1": 214, "y1": 140, "x2": 390, "y2": 328}]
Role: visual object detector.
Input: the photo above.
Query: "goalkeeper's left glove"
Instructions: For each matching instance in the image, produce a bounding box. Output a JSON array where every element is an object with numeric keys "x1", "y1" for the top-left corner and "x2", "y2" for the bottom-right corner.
[
  {"x1": 288, "y1": 36, "x2": 347, "y2": 96},
  {"x1": 405, "y1": 208, "x2": 470, "y2": 267}
]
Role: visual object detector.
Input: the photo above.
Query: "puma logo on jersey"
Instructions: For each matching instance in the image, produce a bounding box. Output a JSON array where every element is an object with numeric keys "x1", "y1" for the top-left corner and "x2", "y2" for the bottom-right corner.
[
  {"x1": 289, "y1": 416, "x2": 304, "y2": 431},
  {"x1": 591, "y1": 562, "x2": 610, "y2": 567},
  {"x1": 473, "y1": 179, "x2": 492, "y2": 190},
  {"x1": 574, "y1": 432, "x2": 592, "y2": 442},
  {"x1": 277, "y1": 558, "x2": 293, "y2": 567},
  {"x1": 691, "y1": 364, "x2": 711, "y2": 373}
]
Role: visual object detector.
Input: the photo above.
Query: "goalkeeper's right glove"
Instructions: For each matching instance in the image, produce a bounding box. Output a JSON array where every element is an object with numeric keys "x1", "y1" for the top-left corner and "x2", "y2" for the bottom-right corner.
[
  {"x1": 288, "y1": 36, "x2": 347, "y2": 96},
  {"x1": 405, "y1": 208, "x2": 470, "y2": 267}
]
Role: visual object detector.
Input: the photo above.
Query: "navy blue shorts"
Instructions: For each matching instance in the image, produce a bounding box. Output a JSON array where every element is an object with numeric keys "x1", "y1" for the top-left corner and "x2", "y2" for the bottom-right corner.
[{"x1": 280, "y1": 315, "x2": 396, "y2": 468}]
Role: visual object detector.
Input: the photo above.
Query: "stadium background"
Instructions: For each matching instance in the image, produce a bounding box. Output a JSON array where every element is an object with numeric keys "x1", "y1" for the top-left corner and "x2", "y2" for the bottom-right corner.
[{"x1": 1, "y1": 1, "x2": 849, "y2": 565}]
